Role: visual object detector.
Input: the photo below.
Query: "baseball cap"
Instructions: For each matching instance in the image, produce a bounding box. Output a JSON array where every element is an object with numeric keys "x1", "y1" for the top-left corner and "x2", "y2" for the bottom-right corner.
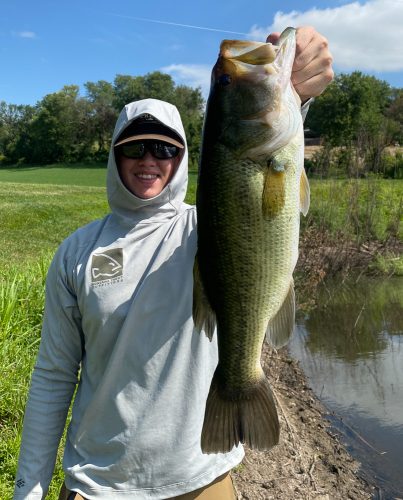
[{"x1": 114, "y1": 113, "x2": 184, "y2": 149}]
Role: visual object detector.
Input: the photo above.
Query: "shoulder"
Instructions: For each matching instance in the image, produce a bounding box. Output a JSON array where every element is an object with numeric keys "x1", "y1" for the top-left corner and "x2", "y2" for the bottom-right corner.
[{"x1": 49, "y1": 216, "x2": 111, "y2": 281}]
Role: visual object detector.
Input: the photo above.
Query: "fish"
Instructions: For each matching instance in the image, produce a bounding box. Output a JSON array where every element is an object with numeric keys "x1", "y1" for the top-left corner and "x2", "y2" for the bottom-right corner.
[{"x1": 193, "y1": 27, "x2": 310, "y2": 454}]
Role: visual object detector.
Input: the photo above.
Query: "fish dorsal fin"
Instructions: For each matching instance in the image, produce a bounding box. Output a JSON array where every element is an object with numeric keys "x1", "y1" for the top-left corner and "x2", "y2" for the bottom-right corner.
[
  {"x1": 265, "y1": 281, "x2": 295, "y2": 348},
  {"x1": 192, "y1": 256, "x2": 216, "y2": 340},
  {"x1": 300, "y1": 168, "x2": 310, "y2": 216}
]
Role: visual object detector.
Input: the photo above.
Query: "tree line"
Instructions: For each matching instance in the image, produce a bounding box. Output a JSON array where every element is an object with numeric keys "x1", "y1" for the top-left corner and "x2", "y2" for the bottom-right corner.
[
  {"x1": 0, "y1": 72, "x2": 204, "y2": 169},
  {"x1": 0, "y1": 70, "x2": 402, "y2": 177}
]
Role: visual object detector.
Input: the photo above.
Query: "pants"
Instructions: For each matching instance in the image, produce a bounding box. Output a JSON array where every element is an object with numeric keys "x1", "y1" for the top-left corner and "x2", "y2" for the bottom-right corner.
[{"x1": 59, "y1": 472, "x2": 237, "y2": 499}]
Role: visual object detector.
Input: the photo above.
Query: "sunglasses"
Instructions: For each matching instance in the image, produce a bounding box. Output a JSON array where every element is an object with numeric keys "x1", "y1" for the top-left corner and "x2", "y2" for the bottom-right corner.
[{"x1": 119, "y1": 140, "x2": 181, "y2": 160}]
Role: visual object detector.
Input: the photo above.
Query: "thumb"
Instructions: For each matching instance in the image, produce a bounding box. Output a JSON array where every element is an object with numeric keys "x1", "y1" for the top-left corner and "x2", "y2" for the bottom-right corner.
[{"x1": 266, "y1": 32, "x2": 280, "y2": 44}]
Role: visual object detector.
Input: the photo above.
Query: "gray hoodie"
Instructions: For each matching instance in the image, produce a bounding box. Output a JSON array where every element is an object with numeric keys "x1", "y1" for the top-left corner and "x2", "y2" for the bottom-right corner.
[{"x1": 14, "y1": 98, "x2": 244, "y2": 499}]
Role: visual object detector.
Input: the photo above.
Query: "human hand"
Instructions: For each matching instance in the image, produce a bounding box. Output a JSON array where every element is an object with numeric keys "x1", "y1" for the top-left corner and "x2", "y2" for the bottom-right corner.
[{"x1": 267, "y1": 26, "x2": 334, "y2": 103}]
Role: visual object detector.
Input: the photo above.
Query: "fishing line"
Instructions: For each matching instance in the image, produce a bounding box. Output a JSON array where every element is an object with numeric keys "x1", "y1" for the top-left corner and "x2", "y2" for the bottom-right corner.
[{"x1": 109, "y1": 13, "x2": 249, "y2": 36}]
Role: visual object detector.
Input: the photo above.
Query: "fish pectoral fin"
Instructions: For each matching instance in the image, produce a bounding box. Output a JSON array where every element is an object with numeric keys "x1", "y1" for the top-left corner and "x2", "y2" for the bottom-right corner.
[
  {"x1": 265, "y1": 281, "x2": 295, "y2": 348},
  {"x1": 262, "y1": 163, "x2": 285, "y2": 219},
  {"x1": 201, "y1": 372, "x2": 279, "y2": 454},
  {"x1": 192, "y1": 256, "x2": 216, "y2": 341},
  {"x1": 300, "y1": 167, "x2": 310, "y2": 216}
]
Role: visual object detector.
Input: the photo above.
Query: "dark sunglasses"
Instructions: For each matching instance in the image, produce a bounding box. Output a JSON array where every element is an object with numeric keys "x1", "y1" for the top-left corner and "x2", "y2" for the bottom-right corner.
[{"x1": 119, "y1": 140, "x2": 180, "y2": 160}]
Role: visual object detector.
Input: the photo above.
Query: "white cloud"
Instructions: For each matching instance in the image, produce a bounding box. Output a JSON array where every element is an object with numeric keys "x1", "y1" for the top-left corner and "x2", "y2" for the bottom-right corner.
[
  {"x1": 14, "y1": 31, "x2": 37, "y2": 39},
  {"x1": 248, "y1": 0, "x2": 403, "y2": 72},
  {"x1": 161, "y1": 63, "x2": 211, "y2": 99}
]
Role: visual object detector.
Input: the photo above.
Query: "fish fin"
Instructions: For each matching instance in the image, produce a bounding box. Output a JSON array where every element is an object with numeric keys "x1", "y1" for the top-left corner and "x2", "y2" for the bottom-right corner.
[
  {"x1": 300, "y1": 168, "x2": 310, "y2": 216},
  {"x1": 201, "y1": 372, "x2": 280, "y2": 453},
  {"x1": 265, "y1": 282, "x2": 295, "y2": 348},
  {"x1": 262, "y1": 163, "x2": 285, "y2": 219},
  {"x1": 192, "y1": 256, "x2": 216, "y2": 341}
]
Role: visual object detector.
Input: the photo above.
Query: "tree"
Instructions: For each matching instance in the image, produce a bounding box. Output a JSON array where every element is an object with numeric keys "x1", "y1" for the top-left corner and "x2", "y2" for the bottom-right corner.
[
  {"x1": 305, "y1": 72, "x2": 398, "y2": 176},
  {"x1": 1, "y1": 72, "x2": 205, "y2": 166},
  {"x1": 385, "y1": 89, "x2": 403, "y2": 144},
  {"x1": 85, "y1": 80, "x2": 118, "y2": 160},
  {"x1": 0, "y1": 102, "x2": 35, "y2": 164},
  {"x1": 171, "y1": 85, "x2": 204, "y2": 169},
  {"x1": 306, "y1": 71, "x2": 392, "y2": 146},
  {"x1": 26, "y1": 86, "x2": 94, "y2": 164}
]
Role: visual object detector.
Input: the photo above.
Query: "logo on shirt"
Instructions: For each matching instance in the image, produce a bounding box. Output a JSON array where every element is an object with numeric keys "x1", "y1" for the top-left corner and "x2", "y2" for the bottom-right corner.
[
  {"x1": 16, "y1": 478, "x2": 25, "y2": 488},
  {"x1": 91, "y1": 248, "x2": 123, "y2": 287}
]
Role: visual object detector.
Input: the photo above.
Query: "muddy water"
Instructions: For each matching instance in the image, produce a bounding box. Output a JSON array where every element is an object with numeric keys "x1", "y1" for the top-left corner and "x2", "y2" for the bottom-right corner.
[{"x1": 290, "y1": 276, "x2": 403, "y2": 498}]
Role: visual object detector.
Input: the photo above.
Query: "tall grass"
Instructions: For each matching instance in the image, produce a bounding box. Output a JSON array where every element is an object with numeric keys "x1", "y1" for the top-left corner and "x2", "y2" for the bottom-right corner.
[
  {"x1": 0, "y1": 258, "x2": 66, "y2": 498},
  {"x1": 303, "y1": 177, "x2": 402, "y2": 243}
]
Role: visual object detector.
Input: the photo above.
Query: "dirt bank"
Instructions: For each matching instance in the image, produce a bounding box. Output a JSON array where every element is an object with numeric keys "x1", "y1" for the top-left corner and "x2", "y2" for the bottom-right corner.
[{"x1": 232, "y1": 345, "x2": 374, "y2": 499}]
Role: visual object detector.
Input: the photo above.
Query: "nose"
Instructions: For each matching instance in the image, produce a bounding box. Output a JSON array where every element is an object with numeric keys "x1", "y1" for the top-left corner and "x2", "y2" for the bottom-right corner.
[{"x1": 139, "y1": 150, "x2": 157, "y2": 164}]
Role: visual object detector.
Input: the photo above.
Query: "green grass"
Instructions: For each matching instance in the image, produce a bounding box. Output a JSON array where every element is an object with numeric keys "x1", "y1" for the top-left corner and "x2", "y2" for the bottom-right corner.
[
  {"x1": 303, "y1": 177, "x2": 403, "y2": 242},
  {"x1": 0, "y1": 167, "x2": 401, "y2": 496},
  {"x1": 0, "y1": 164, "x2": 107, "y2": 187}
]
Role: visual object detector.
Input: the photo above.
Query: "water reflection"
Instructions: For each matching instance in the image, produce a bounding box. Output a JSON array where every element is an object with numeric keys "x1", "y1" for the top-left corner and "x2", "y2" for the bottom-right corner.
[{"x1": 291, "y1": 276, "x2": 403, "y2": 497}]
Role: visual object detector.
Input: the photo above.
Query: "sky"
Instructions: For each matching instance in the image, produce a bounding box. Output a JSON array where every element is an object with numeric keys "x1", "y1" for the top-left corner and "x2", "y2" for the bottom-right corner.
[{"x1": 1, "y1": 0, "x2": 403, "y2": 106}]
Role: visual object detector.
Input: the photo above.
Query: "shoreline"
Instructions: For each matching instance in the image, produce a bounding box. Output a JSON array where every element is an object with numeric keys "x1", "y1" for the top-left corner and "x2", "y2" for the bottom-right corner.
[{"x1": 232, "y1": 345, "x2": 374, "y2": 499}]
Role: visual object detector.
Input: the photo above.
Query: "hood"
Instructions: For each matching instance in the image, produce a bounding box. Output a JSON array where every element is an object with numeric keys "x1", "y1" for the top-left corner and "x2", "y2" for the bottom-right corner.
[{"x1": 107, "y1": 98, "x2": 189, "y2": 225}]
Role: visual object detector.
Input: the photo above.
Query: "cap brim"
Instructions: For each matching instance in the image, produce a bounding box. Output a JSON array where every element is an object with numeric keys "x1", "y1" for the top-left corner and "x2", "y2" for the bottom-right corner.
[{"x1": 114, "y1": 133, "x2": 184, "y2": 149}]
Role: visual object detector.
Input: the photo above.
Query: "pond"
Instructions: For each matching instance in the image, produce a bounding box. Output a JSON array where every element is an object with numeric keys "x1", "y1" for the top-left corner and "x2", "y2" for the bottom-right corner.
[{"x1": 290, "y1": 276, "x2": 403, "y2": 498}]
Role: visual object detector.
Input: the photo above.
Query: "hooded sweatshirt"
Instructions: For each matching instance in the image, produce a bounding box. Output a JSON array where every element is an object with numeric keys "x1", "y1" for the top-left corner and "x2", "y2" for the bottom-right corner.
[{"x1": 13, "y1": 98, "x2": 244, "y2": 500}]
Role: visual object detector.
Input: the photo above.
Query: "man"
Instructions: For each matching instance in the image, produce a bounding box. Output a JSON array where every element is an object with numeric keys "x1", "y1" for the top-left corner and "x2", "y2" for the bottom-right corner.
[{"x1": 14, "y1": 27, "x2": 333, "y2": 499}]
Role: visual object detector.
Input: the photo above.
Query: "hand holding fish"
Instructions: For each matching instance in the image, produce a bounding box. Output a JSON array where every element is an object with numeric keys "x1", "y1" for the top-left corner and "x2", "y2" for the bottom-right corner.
[{"x1": 267, "y1": 26, "x2": 334, "y2": 103}]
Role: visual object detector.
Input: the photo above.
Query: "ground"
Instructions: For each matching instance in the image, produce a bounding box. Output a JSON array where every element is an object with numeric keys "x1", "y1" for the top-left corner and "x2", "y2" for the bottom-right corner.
[{"x1": 232, "y1": 345, "x2": 375, "y2": 500}]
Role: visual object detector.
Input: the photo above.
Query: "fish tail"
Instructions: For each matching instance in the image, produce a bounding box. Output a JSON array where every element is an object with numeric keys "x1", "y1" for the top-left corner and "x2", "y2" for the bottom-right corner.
[{"x1": 201, "y1": 372, "x2": 280, "y2": 453}]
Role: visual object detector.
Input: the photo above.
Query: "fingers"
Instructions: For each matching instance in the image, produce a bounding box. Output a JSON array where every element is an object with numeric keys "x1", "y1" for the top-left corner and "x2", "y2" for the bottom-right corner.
[
  {"x1": 293, "y1": 72, "x2": 333, "y2": 103},
  {"x1": 293, "y1": 26, "x2": 334, "y2": 101},
  {"x1": 266, "y1": 26, "x2": 334, "y2": 102}
]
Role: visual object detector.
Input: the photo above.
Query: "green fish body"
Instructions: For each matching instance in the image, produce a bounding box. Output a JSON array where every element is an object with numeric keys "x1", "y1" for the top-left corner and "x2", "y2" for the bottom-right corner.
[{"x1": 194, "y1": 28, "x2": 310, "y2": 454}]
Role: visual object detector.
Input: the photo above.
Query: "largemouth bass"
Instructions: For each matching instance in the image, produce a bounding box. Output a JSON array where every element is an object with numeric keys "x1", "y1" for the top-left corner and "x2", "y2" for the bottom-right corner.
[{"x1": 193, "y1": 27, "x2": 310, "y2": 454}]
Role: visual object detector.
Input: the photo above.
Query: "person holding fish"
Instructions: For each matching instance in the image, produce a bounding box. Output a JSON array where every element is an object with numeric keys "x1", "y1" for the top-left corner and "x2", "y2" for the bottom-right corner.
[{"x1": 14, "y1": 26, "x2": 332, "y2": 500}]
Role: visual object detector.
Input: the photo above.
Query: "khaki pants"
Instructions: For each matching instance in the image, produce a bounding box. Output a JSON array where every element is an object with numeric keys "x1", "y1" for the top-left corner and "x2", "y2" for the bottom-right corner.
[{"x1": 59, "y1": 472, "x2": 237, "y2": 499}]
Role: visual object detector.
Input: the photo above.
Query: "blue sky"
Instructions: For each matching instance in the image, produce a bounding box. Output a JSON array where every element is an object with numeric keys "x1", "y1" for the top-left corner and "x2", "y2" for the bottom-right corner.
[{"x1": 1, "y1": 0, "x2": 403, "y2": 105}]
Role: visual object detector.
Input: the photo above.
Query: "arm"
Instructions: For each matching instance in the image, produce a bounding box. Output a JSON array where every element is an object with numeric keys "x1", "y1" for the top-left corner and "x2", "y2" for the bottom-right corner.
[
  {"x1": 13, "y1": 249, "x2": 83, "y2": 499},
  {"x1": 267, "y1": 26, "x2": 334, "y2": 104}
]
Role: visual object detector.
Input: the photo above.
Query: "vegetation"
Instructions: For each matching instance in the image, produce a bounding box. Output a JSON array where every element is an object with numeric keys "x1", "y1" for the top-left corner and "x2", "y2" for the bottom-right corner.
[
  {"x1": 0, "y1": 72, "x2": 204, "y2": 169},
  {"x1": 0, "y1": 68, "x2": 402, "y2": 496},
  {"x1": 306, "y1": 72, "x2": 403, "y2": 178},
  {"x1": 0, "y1": 168, "x2": 401, "y2": 496}
]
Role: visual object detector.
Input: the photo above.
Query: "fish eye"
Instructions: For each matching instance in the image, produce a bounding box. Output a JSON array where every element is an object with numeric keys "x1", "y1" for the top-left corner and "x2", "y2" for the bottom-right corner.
[{"x1": 218, "y1": 74, "x2": 232, "y2": 86}]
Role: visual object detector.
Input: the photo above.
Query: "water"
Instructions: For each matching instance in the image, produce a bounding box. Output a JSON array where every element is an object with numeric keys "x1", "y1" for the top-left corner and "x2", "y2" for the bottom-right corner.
[{"x1": 290, "y1": 276, "x2": 403, "y2": 498}]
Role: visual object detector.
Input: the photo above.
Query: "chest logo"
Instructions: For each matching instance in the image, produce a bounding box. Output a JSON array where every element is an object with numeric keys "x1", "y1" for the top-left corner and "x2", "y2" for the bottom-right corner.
[{"x1": 91, "y1": 248, "x2": 123, "y2": 286}]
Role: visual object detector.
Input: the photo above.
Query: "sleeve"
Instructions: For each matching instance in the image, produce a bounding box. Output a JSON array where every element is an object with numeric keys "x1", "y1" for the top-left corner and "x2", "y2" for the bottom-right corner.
[{"x1": 13, "y1": 247, "x2": 84, "y2": 499}]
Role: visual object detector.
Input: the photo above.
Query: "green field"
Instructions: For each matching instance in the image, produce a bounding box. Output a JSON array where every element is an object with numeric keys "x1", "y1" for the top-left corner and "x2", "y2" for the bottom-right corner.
[{"x1": 0, "y1": 166, "x2": 401, "y2": 497}]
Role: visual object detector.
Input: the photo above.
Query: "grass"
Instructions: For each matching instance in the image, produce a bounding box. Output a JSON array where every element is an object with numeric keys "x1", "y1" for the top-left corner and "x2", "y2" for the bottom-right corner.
[
  {"x1": 0, "y1": 163, "x2": 107, "y2": 187},
  {"x1": 0, "y1": 166, "x2": 401, "y2": 497},
  {"x1": 303, "y1": 177, "x2": 402, "y2": 242}
]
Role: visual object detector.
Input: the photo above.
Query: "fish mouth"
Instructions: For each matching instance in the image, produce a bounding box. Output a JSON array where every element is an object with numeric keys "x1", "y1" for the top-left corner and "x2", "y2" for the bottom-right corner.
[
  {"x1": 212, "y1": 28, "x2": 297, "y2": 122},
  {"x1": 216, "y1": 27, "x2": 296, "y2": 79}
]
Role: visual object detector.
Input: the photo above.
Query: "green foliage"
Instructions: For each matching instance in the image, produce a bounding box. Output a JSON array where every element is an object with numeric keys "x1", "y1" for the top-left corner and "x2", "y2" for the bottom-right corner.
[
  {"x1": 306, "y1": 72, "x2": 402, "y2": 177},
  {"x1": 0, "y1": 72, "x2": 204, "y2": 168},
  {"x1": 0, "y1": 259, "x2": 68, "y2": 499},
  {"x1": 307, "y1": 71, "x2": 394, "y2": 145},
  {"x1": 302, "y1": 178, "x2": 402, "y2": 243}
]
